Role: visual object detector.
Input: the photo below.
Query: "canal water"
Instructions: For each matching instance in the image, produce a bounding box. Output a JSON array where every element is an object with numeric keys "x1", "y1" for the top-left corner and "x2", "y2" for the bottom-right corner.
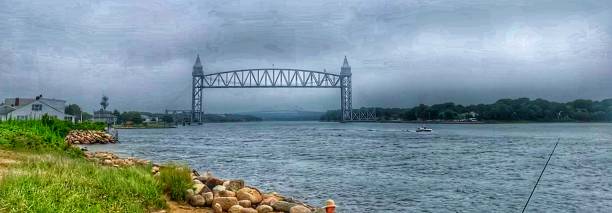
[{"x1": 86, "y1": 122, "x2": 612, "y2": 212}]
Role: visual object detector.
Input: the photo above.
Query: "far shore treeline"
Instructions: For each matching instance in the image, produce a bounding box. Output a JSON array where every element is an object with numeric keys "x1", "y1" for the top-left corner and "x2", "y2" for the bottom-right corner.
[
  {"x1": 320, "y1": 98, "x2": 612, "y2": 122},
  {"x1": 63, "y1": 104, "x2": 261, "y2": 125}
]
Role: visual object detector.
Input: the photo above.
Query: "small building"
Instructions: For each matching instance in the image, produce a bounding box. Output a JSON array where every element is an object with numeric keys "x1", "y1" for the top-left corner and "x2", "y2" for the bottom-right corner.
[
  {"x1": 0, "y1": 96, "x2": 73, "y2": 122},
  {"x1": 93, "y1": 110, "x2": 117, "y2": 124},
  {"x1": 141, "y1": 114, "x2": 151, "y2": 123},
  {"x1": 458, "y1": 111, "x2": 479, "y2": 121}
]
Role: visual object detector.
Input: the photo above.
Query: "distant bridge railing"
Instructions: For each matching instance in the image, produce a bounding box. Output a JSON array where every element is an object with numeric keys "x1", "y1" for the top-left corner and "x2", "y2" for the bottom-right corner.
[
  {"x1": 352, "y1": 110, "x2": 377, "y2": 121},
  {"x1": 198, "y1": 69, "x2": 342, "y2": 88}
]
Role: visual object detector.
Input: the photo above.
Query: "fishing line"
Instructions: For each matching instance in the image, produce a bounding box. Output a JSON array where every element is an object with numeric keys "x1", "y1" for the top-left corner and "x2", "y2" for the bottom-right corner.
[{"x1": 521, "y1": 138, "x2": 560, "y2": 213}]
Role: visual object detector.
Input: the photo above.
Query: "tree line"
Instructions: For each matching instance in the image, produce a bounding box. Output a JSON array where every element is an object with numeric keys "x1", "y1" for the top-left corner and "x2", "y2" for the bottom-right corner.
[
  {"x1": 65, "y1": 104, "x2": 170, "y2": 124},
  {"x1": 65, "y1": 105, "x2": 260, "y2": 124},
  {"x1": 320, "y1": 98, "x2": 612, "y2": 122}
]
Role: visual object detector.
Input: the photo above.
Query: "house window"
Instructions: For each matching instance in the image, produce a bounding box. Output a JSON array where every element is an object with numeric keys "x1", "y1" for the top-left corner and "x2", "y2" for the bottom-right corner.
[{"x1": 32, "y1": 104, "x2": 43, "y2": 111}]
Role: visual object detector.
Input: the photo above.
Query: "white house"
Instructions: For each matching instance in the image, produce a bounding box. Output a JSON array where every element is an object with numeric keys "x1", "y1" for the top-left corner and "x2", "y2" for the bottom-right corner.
[
  {"x1": 141, "y1": 114, "x2": 159, "y2": 123},
  {"x1": 0, "y1": 96, "x2": 73, "y2": 122}
]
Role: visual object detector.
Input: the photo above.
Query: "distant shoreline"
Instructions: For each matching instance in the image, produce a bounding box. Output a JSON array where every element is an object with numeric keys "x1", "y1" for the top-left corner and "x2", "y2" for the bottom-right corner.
[
  {"x1": 378, "y1": 120, "x2": 485, "y2": 124},
  {"x1": 321, "y1": 120, "x2": 611, "y2": 124},
  {"x1": 115, "y1": 126, "x2": 176, "y2": 129}
]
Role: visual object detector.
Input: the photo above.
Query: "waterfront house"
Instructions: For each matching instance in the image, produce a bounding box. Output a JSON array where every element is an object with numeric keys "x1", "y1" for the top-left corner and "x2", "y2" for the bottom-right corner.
[
  {"x1": 141, "y1": 114, "x2": 159, "y2": 123},
  {"x1": 0, "y1": 95, "x2": 74, "y2": 122},
  {"x1": 458, "y1": 111, "x2": 479, "y2": 120}
]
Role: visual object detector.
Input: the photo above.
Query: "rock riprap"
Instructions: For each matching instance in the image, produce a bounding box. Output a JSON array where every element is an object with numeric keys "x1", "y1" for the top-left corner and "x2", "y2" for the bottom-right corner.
[
  {"x1": 256, "y1": 205, "x2": 274, "y2": 213},
  {"x1": 212, "y1": 197, "x2": 238, "y2": 211},
  {"x1": 236, "y1": 187, "x2": 263, "y2": 204},
  {"x1": 65, "y1": 130, "x2": 117, "y2": 144},
  {"x1": 84, "y1": 151, "x2": 150, "y2": 167},
  {"x1": 80, "y1": 146, "x2": 329, "y2": 212},
  {"x1": 183, "y1": 171, "x2": 324, "y2": 213}
]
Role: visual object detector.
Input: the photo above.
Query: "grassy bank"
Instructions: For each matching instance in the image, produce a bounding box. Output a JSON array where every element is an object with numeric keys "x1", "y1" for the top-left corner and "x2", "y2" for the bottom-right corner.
[
  {"x1": 0, "y1": 151, "x2": 166, "y2": 212},
  {"x1": 0, "y1": 116, "x2": 104, "y2": 156},
  {"x1": 0, "y1": 118, "x2": 191, "y2": 212}
]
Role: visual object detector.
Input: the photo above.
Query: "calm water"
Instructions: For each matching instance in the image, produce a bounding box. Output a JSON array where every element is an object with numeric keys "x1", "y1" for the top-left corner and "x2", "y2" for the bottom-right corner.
[{"x1": 86, "y1": 122, "x2": 612, "y2": 212}]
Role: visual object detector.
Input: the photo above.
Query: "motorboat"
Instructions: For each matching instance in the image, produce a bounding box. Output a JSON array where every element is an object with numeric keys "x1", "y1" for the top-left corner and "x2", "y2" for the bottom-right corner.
[{"x1": 416, "y1": 126, "x2": 433, "y2": 132}]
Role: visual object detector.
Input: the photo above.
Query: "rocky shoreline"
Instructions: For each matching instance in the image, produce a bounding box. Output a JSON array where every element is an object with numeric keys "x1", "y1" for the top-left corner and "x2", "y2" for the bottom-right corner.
[
  {"x1": 84, "y1": 151, "x2": 150, "y2": 167},
  {"x1": 73, "y1": 131, "x2": 334, "y2": 213},
  {"x1": 84, "y1": 151, "x2": 330, "y2": 213},
  {"x1": 65, "y1": 130, "x2": 117, "y2": 144},
  {"x1": 184, "y1": 170, "x2": 325, "y2": 213}
]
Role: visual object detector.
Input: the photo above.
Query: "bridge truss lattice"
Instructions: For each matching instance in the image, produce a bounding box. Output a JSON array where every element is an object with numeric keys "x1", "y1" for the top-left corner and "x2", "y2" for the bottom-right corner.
[{"x1": 190, "y1": 56, "x2": 375, "y2": 123}]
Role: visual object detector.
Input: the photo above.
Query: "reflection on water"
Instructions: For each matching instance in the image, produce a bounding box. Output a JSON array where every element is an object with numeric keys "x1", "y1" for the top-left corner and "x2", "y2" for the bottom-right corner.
[{"x1": 86, "y1": 122, "x2": 612, "y2": 212}]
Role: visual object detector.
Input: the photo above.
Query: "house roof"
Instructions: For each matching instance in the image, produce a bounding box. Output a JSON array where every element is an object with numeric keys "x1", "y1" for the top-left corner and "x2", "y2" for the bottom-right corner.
[
  {"x1": 3, "y1": 98, "x2": 35, "y2": 107},
  {"x1": 342, "y1": 56, "x2": 350, "y2": 68},
  {"x1": 0, "y1": 105, "x2": 16, "y2": 115},
  {"x1": 37, "y1": 99, "x2": 65, "y2": 114},
  {"x1": 0, "y1": 98, "x2": 65, "y2": 115},
  {"x1": 194, "y1": 54, "x2": 203, "y2": 68}
]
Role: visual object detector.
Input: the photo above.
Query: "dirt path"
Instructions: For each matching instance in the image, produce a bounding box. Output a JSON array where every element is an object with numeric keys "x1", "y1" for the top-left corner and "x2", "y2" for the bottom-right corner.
[{"x1": 162, "y1": 198, "x2": 213, "y2": 213}]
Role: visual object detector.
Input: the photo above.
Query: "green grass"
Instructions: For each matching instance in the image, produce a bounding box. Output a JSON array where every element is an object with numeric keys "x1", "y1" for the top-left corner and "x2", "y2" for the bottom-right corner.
[
  {"x1": 159, "y1": 163, "x2": 193, "y2": 202},
  {"x1": 0, "y1": 118, "x2": 195, "y2": 212},
  {"x1": 0, "y1": 152, "x2": 166, "y2": 213},
  {"x1": 0, "y1": 117, "x2": 105, "y2": 156}
]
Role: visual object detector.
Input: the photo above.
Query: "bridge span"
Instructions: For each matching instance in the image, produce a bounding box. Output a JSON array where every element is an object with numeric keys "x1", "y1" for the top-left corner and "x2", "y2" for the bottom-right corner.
[{"x1": 186, "y1": 55, "x2": 375, "y2": 123}]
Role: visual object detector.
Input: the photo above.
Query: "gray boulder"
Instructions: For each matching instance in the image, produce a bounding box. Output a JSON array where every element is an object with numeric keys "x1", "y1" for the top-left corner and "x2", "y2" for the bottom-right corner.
[
  {"x1": 189, "y1": 194, "x2": 206, "y2": 207},
  {"x1": 272, "y1": 201, "x2": 298, "y2": 212}
]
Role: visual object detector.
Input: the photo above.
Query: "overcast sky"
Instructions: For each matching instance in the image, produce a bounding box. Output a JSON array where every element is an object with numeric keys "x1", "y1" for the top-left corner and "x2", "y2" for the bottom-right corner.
[{"x1": 1, "y1": 0, "x2": 611, "y2": 113}]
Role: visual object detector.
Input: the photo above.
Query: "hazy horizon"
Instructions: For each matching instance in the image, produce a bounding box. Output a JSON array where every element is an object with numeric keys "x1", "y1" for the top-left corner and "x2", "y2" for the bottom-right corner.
[{"x1": 1, "y1": 0, "x2": 611, "y2": 113}]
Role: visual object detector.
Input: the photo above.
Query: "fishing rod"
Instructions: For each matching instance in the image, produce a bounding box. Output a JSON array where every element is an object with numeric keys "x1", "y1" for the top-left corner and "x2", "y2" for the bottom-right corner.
[{"x1": 521, "y1": 138, "x2": 560, "y2": 213}]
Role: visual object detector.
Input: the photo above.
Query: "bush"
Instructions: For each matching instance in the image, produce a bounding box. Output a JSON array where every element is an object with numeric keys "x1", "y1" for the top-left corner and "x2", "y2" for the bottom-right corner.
[
  {"x1": 159, "y1": 163, "x2": 193, "y2": 201},
  {"x1": 0, "y1": 120, "x2": 65, "y2": 151}
]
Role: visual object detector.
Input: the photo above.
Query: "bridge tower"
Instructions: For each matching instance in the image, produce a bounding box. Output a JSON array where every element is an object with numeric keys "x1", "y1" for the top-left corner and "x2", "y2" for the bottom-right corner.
[
  {"x1": 192, "y1": 54, "x2": 204, "y2": 124},
  {"x1": 340, "y1": 56, "x2": 352, "y2": 122}
]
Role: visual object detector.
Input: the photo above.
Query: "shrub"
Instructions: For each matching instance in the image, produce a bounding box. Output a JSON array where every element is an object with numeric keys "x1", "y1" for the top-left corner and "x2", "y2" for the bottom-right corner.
[
  {"x1": 158, "y1": 163, "x2": 193, "y2": 201},
  {"x1": 0, "y1": 120, "x2": 65, "y2": 151}
]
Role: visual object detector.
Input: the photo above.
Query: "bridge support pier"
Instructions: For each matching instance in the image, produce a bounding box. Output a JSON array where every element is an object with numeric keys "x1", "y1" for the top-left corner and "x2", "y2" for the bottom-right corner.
[
  {"x1": 192, "y1": 55, "x2": 204, "y2": 124},
  {"x1": 340, "y1": 76, "x2": 352, "y2": 122},
  {"x1": 340, "y1": 56, "x2": 352, "y2": 122},
  {"x1": 192, "y1": 76, "x2": 203, "y2": 124}
]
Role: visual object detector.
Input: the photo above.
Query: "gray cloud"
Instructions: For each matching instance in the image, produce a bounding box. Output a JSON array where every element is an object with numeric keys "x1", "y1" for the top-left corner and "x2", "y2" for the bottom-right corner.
[{"x1": 1, "y1": 0, "x2": 611, "y2": 113}]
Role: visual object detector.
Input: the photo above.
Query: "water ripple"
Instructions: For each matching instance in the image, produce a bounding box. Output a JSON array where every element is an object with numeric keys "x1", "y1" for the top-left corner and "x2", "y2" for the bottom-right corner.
[{"x1": 85, "y1": 122, "x2": 612, "y2": 212}]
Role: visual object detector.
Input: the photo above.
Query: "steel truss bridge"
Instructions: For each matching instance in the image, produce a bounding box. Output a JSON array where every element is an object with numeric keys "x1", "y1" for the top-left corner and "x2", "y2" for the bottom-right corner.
[{"x1": 175, "y1": 55, "x2": 375, "y2": 123}]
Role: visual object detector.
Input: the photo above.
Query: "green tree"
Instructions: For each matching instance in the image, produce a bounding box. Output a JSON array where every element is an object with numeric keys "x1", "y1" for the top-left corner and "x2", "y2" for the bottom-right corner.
[
  {"x1": 64, "y1": 104, "x2": 82, "y2": 116},
  {"x1": 81, "y1": 112, "x2": 93, "y2": 120},
  {"x1": 572, "y1": 111, "x2": 591, "y2": 121},
  {"x1": 162, "y1": 115, "x2": 174, "y2": 123},
  {"x1": 570, "y1": 99, "x2": 593, "y2": 111},
  {"x1": 592, "y1": 111, "x2": 607, "y2": 121},
  {"x1": 112, "y1": 110, "x2": 121, "y2": 123},
  {"x1": 319, "y1": 97, "x2": 612, "y2": 122},
  {"x1": 100, "y1": 95, "x2": 109, "y2": 110},
  {"x1": 441, "y1": 110, "x2": 457, "y2": 120},
  {"x1": 120, "y1": 112, "x2": 143, "y2": 124}
]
